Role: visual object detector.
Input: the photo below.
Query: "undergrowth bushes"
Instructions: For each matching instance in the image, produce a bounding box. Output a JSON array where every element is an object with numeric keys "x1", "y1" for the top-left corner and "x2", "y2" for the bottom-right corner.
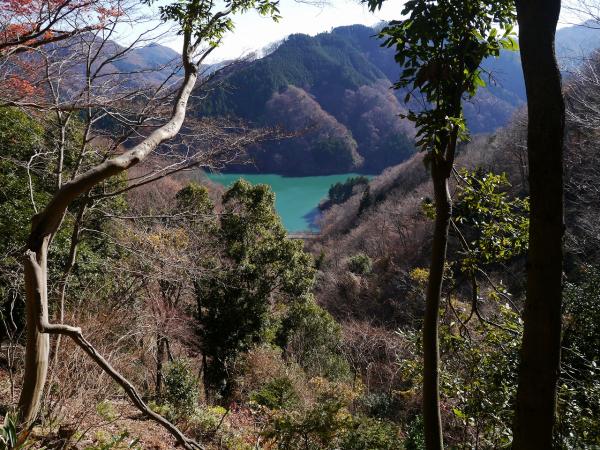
[{"x1": 162, "y1": 359, "x2": 200, "y2": 420}]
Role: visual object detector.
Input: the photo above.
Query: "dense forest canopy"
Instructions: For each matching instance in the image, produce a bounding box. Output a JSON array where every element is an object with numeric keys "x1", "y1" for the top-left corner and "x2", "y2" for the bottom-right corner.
[{"x1": 0, "y1": 0, "x2": 598, "y2": 449}]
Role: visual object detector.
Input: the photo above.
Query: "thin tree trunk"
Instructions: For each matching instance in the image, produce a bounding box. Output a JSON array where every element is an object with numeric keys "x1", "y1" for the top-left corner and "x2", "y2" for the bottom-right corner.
[
  {"x1": 156, "y1": 334, "x2": 166, "y2": 398},
  {"x1": 422, "y1": 154, "x2": 452, "y2": 450},
  {"x1": 512, "y1": 0, "x2": 565, "y2": 447},
  {"x1": 18, "y1": 237, "x2": 51, "y2": 425},
  {"x1": 202, "y1": 353, "x2": 209, "y2": 402},
  {"x1": 51, "y1": 201, "x2": 86, "y2": 370}
]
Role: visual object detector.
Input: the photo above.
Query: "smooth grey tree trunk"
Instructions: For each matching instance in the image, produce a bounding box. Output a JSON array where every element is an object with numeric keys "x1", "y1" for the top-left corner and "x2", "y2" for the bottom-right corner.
[{"x1": 18, "y1": 239, "x2": 50, "y2": 424}]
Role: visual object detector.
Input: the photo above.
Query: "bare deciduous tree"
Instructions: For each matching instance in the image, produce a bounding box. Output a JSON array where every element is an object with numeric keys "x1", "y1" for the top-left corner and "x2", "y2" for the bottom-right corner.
[
  {"x1": 0, "y1": 0, "x2": 117, "y2": 56},
  {"x1": 3, "y1": 0, "x2": 281, "y2": 447}
]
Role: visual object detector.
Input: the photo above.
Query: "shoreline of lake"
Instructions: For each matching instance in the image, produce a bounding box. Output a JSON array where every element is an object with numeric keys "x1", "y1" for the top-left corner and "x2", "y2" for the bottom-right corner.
[{"x1": 205, "y1": 173, "x2": 373, "y2": 232}]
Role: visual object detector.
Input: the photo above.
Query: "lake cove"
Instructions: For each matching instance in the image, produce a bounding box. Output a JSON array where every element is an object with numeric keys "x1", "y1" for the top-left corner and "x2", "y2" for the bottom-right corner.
[{"x1": 205, "y1": 173, "x2": 371, "y2": 232}]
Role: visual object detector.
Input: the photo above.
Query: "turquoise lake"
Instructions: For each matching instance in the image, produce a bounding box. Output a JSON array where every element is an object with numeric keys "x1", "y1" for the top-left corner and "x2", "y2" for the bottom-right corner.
[{"x1": 206, "y1": 173, "x2": 369, "y2": 232}]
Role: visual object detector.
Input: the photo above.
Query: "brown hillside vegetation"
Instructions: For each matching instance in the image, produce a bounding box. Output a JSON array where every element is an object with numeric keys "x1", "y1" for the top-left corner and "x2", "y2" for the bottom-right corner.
[
  {"x1": 0, "y1": 0, "x2": 599, "y2": 447},
  {"x1": 305, "y1": 59, "x2": 600, "y2": 443}
]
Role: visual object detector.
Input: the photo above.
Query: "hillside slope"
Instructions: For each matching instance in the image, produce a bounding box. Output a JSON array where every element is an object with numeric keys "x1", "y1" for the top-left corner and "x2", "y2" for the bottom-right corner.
[
  {"x1": 41, "y1": 24, "x2": 599, "y2": 176},
  {"x1": 194, "y1": 26, "x2": 416, "y2": 175},
  {"x1": 192, "y1": 22, "x2": 599, "y2": 175},
  {"x1": 309, "y1": 56, "x2": 600, "y2": 324}
]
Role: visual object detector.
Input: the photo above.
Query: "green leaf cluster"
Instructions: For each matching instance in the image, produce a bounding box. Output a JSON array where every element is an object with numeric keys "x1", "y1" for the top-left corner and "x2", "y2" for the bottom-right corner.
[
  {"x1": 161, "y1": 358, "x2": 201, "y2": 420},
  {"x1": 453, "y1": 169, "x2": 529, "y2": 274},
  {"x1": 556, "y1": 266, "x2": 600, "y2": 447},
  {"x1": 366, "y1": 0, "x2": 517, "y2": 150}
]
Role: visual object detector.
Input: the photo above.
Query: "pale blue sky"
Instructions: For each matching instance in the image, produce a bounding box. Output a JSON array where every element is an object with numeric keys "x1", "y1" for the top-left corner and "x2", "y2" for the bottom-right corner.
[
  {"x1": 127, "y1": 1, "x2": 581, "y2": 63},
  {"x1": 165, "y1": 0, "x2": 406, "y2": 62}
]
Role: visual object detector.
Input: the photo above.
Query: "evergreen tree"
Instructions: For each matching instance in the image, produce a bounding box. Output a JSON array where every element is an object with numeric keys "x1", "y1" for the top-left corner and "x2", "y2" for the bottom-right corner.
[{"x1": 196, "y1": 180, "x2": 315, "y2": 394}]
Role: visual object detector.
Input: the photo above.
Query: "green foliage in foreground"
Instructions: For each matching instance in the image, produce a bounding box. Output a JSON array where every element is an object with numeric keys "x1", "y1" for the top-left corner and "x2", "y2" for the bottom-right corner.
[
  {"x1": 0, "y1": 415, "x2": 19, "y2": 450},
  {"x1": 195, "y1": 180, "x2": 316, "y2": 393},
  {"x1": 556, "y1": 266, "x2": 600, "y2": 447},
  {"x1": 389, "y1": 264, "x2": 600, "y2": 448},
  {"x1": 262, "y1": 378, "x2": 402, "y2": 450},
  {"x1": 0, "y1": 108, "x2": 45, "y2": 251},
  {"x1": 403, "y1": 415, "x2": 425, "y2": 450},
  {"x1": 396, "y1": 303, "x2": 521, "y2": 448},
  {"x1": 0, "y1": 108, "x2": 46, "y2": 340},
  {"x1": 453, "y1": 170, "x2": 529, "y2": 272},
  {"x1": 0, "y1": 107, "x2": 126, "y2": 341},
  {"x1": 162, "y1": 359, "x2": 200, "y2": 420}
]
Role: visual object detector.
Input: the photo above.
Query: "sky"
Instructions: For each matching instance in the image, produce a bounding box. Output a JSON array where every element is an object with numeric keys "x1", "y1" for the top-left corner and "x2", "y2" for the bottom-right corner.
[
  {"x1": 158, "y1": 0, "x2": 405, "y2": 62},
  {"x1": 139, "y1": 0, "x2": 582, "y2": 63}
]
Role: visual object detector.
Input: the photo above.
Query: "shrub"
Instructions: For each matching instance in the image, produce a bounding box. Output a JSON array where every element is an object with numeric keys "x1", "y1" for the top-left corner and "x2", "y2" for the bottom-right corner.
[
  {"x1": 250, "y1": 377, "x2": 300, "y2": 410},
  {"x1": 235, "y1": 345, "x2": 298, "y2": 398},
  {"x1": 189, "y1": 405, "x2": 228, "y2": 436},
  {"x1": 162, "y1": 359, "x2": 199, "y2": 419},
  {"x1": 340, "y1": 416, "x2": 402, "y2": 450},
  {"x1": 96, "y1": 400, "x2": 118, "y2": 422},
  {"x1": 358, "y1": 392, "x2": 397, "y2": 420},
  {"x1": 278, "y1": 298, "x2": 351, "y2": 380},
  {"x1": 403, "y1": 415, "x2": 425, "y2": 450},
  {"x1": 263, "y1": 378, "x2": 356, "y2": 449},
  {"x1": 86, "y1": 430, "x2": 141, "y2": 450},
  {"x1": 347, "y1": 253, "x2": 373, "y2": 275},
  {"x1": 148, "y1": 400, "x2": 174, "y2": 420}
]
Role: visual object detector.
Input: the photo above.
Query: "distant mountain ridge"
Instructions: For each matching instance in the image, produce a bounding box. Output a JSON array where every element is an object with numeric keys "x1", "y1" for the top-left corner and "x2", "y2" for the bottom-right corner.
[
  {"x1": 191, "y1": 25, "x2": 416, "y2": 175},
  {"x1": 113, "y1": 42, "x2": 181, "y2": 85},
  {"x1": 115, "y1": 22, "x2": 600, "y2": 176}
]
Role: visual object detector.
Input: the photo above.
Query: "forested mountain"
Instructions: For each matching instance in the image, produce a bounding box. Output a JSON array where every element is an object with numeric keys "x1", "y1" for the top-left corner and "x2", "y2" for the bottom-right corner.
[
  {"x1": 23, "y1": 23, "x2": 599, "y2": 176},
  {"x1": 192, "y1": 26, "x2": 416, "y2": 175},
  {"x1": 183, "y1": 22, "x2": 598, "y2": 175}
]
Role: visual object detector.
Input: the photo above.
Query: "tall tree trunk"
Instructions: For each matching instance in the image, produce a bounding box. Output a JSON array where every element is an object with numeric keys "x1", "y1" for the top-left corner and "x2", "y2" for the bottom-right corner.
[
  {"x1": 18, "y1": 238, "x2": 50, "y2": 424},
  {"x1": 422, "y1": 153, "x2": 452, "y2": 450},
  {"x1": 512, "y1": 0, "x2": 565, "y2": 447}
]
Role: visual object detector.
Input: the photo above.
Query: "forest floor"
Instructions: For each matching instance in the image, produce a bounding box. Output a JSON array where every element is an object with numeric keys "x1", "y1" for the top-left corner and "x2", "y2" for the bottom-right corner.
[{"x1": 0, "y1": 367, "x2": 178, "y2": 449}]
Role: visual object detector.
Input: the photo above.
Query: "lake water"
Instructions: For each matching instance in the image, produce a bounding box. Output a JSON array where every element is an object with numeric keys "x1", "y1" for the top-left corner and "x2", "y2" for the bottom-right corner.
[{"x1": 206, "y1": 173, "x2": 368, "y2": 232}]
